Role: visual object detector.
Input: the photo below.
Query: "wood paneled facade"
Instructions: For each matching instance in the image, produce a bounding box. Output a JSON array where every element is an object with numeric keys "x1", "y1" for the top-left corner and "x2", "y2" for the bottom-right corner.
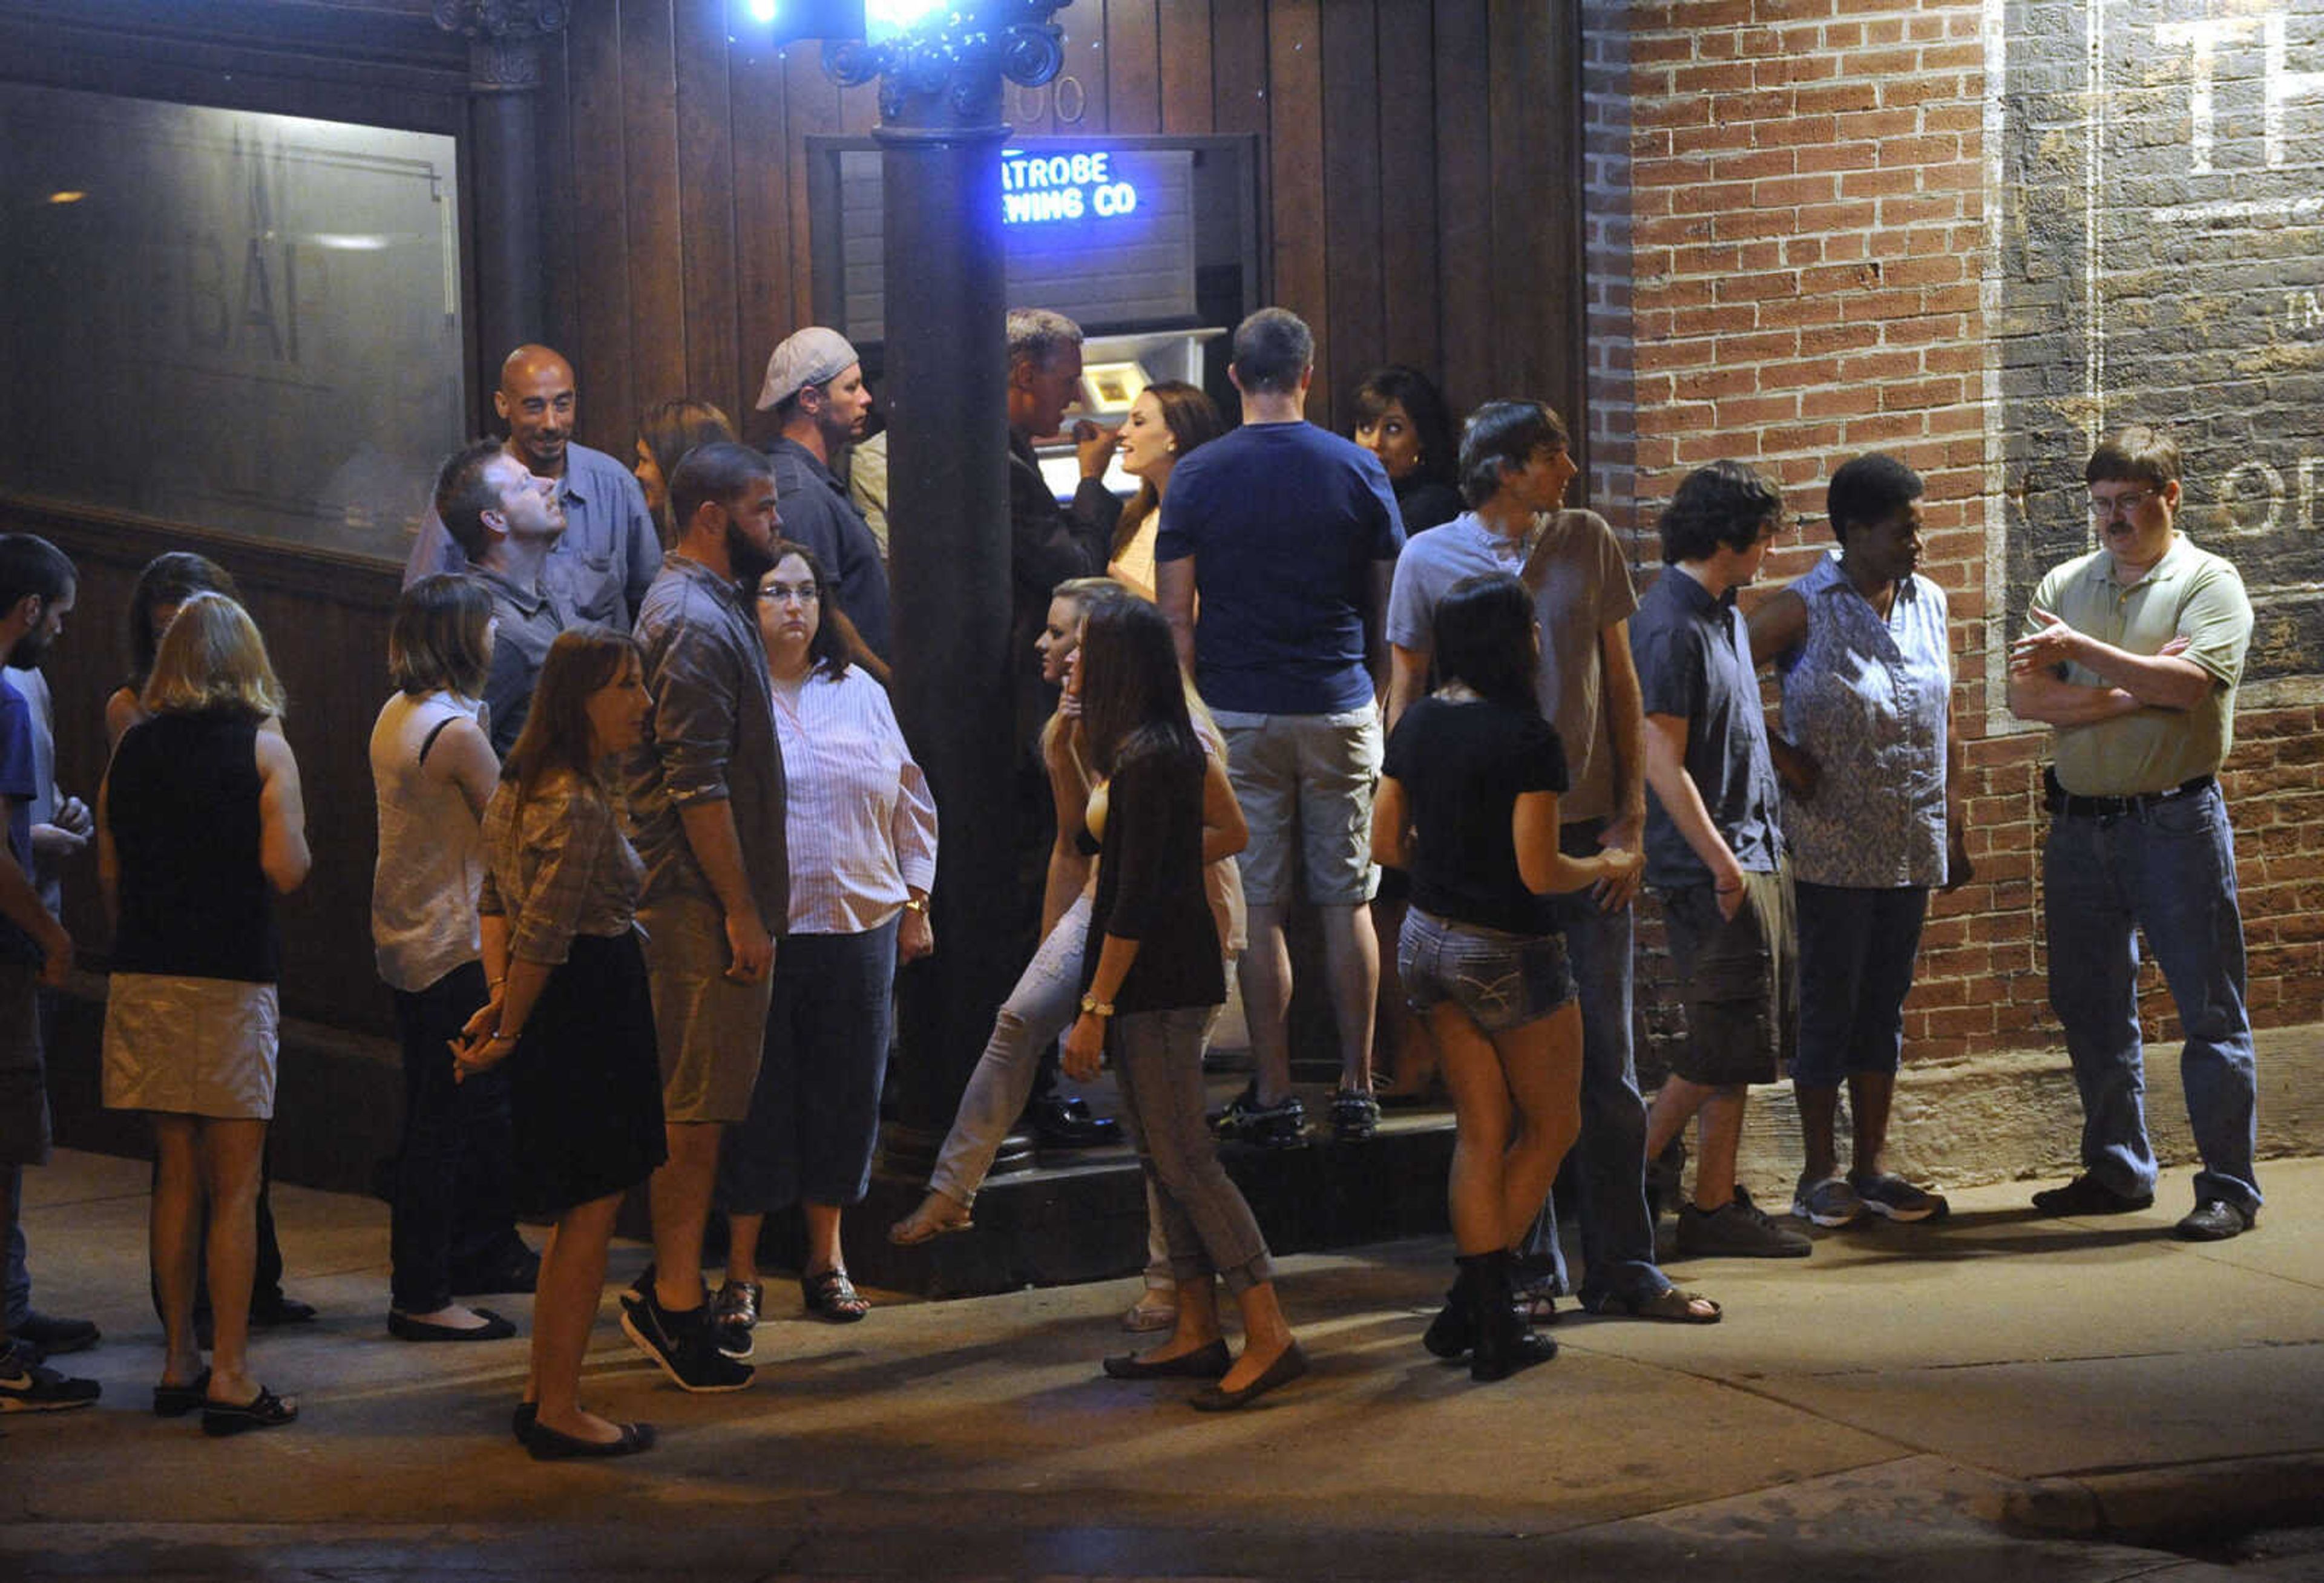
[
  {"x1": 539, "y1": 0, "x2": 1586, "y2": 455},
  {"x1": 0, "y1": 0, "x2": 1584, "y2": 1076}
]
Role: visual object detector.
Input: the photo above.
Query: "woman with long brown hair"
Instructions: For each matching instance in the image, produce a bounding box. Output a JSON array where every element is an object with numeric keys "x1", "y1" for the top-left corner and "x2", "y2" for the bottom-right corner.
[
  {"x1": 455, "y1": 628, "x2": 666, "y2": 1459},
  {"x1": 1104, "y1": 381, "x2": 1223, "y2": 601}
]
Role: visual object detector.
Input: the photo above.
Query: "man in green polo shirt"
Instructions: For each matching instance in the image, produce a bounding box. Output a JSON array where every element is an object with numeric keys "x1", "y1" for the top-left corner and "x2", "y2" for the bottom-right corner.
[{"x1": 2006, "y1": 425, "x2": 2260, "y2": 1242}]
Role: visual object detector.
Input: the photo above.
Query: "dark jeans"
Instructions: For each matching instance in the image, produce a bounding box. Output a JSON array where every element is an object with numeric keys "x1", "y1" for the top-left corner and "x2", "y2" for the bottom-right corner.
[
  {"x1": 390, "y1": 962, "x2": 519, "y2": 1312},
  {"x1": 1791, "y1": 882, "x2": 1929, "y2": 1088},
  {"x1": 1518, "y1": 819, "x2": 1666, "y2": 1304},
  {"x1": 717, "y1": 920, "x2": 899, "y2": 1212}
]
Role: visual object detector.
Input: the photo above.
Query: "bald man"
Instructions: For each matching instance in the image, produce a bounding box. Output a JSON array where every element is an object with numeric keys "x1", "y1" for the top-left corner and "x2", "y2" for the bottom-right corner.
[{"x1": 403, "y1": 346, "x2": 660, "y2": 630}]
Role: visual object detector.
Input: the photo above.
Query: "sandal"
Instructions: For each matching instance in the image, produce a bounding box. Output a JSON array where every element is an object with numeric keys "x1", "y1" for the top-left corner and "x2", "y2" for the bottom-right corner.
[
  {"x1": 886, "y1": 1193, "x2": 974, "y2": 1247},
  {"x1": 1513, "y1": 1279, "x2": 1560, "y2": 1327},
  {"x1": 1121, "y1": 1286, "x2": 1178, "y2": 1332},
  {"x1": 153, "y1": 1367, "x2": 212, "y2": 1419},
  {"x1": 202, "y1": 1385, "x2": 298, "y2": 1437},
  {"x1": 801, "y1": 1267, "x2": 869, "y2": 1323},
  {"x1": 1583, "y1": 1286, "x2": 1722, "y2": 1325}
]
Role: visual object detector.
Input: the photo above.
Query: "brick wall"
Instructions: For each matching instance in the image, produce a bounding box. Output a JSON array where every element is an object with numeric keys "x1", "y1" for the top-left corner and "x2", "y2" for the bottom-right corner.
[{"x1": 1584, "y1": 0, "x2": 2324, "y2": 1073}]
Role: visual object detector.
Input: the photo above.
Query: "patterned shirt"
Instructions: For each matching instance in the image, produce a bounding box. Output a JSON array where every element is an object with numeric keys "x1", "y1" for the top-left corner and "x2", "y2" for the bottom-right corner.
[
  {"x1": 478, "y1": 774, "x2": 643, "y2": 966},
  {"x1": 1775, "y1": 552, "x2": 1950, "y2": 888},
  {"x1": 770, "y1": 664, "x2": 937, "y2": 936}
]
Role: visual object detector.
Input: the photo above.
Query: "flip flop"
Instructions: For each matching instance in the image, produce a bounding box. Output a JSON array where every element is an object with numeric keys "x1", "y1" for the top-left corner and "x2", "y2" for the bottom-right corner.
[
  {"x1": 1584, "y1": 1286, "x2": 1722, "y2": 1324},
  {"x1": 885, "y1": 1198, "x2": 974, "y2": 1247}
]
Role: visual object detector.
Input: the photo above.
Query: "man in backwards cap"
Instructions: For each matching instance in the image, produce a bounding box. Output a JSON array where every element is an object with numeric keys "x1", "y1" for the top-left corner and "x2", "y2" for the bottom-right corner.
[{"x1": 757, "y1": 329, "x2": 891, "y2": 665}]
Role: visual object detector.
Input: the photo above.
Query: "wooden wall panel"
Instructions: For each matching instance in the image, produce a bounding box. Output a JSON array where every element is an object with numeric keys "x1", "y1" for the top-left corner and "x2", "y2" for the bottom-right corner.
[
  {"x1": 675, "y1": 0, "x2": 741, "y2": 416},
  {"x1": 731, "y1": 33, "x2": 795, "y2": 438},
  {"x1": 1433, "y1": 0, "x2": 1494, "y2": 422},
  {"x1": 1154, "y1": 0, "x2": 1212, "y2": 134},
  {"x1": 1320, "y1": 1, "x2": 1385, "y2": 410},
  {"x1": 563, "y1": 2, "x2": 638, "y2": 439},
  {"x1": 1106, "y1": 0, "x2": 1162, "y2": 134},
  {"x1": 618, "y1": 0, "x2": 688, "y2": 419},
  {"x1": 1374, "y1": 0, "x2": 1441, "y2": 382},
  {"x1": 1264, "y1": 1, "x2": 1328, "y2": 413},
  {"x1": 1058, "y1": 2, "x2": 1108, "y2": 132}
]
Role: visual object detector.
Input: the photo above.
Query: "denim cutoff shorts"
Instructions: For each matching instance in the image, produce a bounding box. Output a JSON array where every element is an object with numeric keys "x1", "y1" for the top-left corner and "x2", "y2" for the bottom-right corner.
[{"x1": 1398, "y1": 906, "x2": 1575, "y2": 1032}]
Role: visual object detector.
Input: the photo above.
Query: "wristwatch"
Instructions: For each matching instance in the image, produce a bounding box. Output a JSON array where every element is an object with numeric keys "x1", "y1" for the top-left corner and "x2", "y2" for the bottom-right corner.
[{"x1": 1078, "y1": 992, "x2": 1115, "y2": 1018}]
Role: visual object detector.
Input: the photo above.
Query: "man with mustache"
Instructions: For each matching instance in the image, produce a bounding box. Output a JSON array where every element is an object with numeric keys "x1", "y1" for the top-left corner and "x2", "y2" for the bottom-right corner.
[
  {"x1": 405, "y1": 346, "x2": 660, "y2": 630},
  {"x1": 2008, "y1": 426, "x2": 2260, "y2": 1242}
]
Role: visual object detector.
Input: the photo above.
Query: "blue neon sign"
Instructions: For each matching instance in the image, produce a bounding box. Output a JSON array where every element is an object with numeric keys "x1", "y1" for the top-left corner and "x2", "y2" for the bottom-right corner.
[{"x1": 1000, "y1": 150, "x2": 1138, "y2": 226}]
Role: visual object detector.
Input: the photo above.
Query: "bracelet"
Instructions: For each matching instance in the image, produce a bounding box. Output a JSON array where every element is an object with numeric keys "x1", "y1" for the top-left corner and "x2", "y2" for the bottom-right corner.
[
  {"x1": 902, "y1": 896, "x2": 928, "y2": 915},
  {"x1": 487, "y1": 1031, "x2": 519, "y2": 1046},
  {"x1": 1078, "y1": 992, "x2": 1115, "y2": 1019}
]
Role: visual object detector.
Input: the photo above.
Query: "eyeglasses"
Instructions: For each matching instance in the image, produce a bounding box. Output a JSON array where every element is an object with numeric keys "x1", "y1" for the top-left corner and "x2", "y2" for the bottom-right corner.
[
  {"x1": 758, "y1": 582, "x2": 819, "y2": 605},
  {"x1": 2087, "y1": 488, "x2": 2160, "y2": 520}
]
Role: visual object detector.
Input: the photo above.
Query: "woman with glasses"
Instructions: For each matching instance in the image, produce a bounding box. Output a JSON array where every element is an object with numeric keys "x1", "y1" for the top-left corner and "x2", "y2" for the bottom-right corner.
[{"x1": 711, "y1": 542, "x2": 936, "y2": 1345}]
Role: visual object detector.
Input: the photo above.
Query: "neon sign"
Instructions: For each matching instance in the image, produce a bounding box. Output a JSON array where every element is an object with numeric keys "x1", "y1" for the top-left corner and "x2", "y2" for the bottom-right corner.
[{"x1": 1000, "y1": 151, "x2": 1138, "y2": 226}]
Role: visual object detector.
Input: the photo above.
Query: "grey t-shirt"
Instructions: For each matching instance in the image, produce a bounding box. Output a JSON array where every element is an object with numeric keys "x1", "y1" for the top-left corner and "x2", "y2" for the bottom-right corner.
[{"x1": 1385, "y1": 509, "x2": 1638, "y2": 823}]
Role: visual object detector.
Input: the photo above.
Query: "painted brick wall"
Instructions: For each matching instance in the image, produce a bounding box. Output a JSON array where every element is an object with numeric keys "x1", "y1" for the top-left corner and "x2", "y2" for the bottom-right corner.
[{"x1": 1583, "y1": 0, "x2": 2324, "y2": 1074}]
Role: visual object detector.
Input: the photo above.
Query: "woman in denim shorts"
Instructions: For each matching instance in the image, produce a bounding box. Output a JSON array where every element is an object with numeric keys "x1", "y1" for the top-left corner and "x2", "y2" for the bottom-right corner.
[{"x1": 1373, "y1": 572, "x2": 1644, "y2": 1381}]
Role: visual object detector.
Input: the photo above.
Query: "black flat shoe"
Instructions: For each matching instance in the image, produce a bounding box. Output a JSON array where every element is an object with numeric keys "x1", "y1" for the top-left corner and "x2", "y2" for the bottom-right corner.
[
  {"x1": 1189, "y1": 1343, "x2": 1309, "y2": 1412},
  {"x1": 249, "y1": 1295, "x2": 318, "y2": 1329},
  {"x1": 153, "y1": 1368, "x2": 212, "y2": 1419},
  {"x1": 387, "y1": 1308, "x2": 516, "y2": 1343},
  {"x1": 524, "y1": 1418, "x2": 656, "y2": 1461},
  {"x1": 202, "y1": 1386, "x2": 297, "y2": 1437},
  {"x1": 1101, "y1": 1339, "x2": 1231, "y2": 1380},
  {"x1": 512, "y1": 1401, "x2": 536, "y2": 1443},
  {"x1": 450, "y1": 1247, "x2": 543, "y2": 1297}
]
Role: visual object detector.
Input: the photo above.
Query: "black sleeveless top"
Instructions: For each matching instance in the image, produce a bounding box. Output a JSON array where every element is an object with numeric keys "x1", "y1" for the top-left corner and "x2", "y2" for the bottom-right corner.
[{"x1": 108, "y1": 708, "x2": 280, "y2": 983}]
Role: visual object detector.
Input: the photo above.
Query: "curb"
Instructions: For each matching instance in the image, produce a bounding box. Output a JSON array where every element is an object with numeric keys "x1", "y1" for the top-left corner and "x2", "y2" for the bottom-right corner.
[{"x1": 2000, "y1": 1451, "x2": 2324, "y2": 1543}]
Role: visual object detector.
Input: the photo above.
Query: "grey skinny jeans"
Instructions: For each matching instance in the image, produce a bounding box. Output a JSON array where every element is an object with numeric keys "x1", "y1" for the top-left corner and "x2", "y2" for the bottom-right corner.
[
  {"x1": 1112, "y1": 1004, "x2": 1275, "y2": 1295},
  {"x1": 925, "y1": 893, "x2": 1174, "y2": 1286}
]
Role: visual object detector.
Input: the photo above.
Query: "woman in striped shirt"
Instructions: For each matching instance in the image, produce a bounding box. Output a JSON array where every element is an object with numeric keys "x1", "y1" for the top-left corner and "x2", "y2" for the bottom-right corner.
[{"x1": 711, "y1": 542, "x2": 937, "y2": 1350}]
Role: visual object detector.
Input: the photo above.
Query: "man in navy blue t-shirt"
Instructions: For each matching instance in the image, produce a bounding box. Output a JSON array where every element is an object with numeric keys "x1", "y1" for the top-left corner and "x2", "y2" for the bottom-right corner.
[{"x1": 1155, "y1": 307, "x2": 1405, "y2": 1145}]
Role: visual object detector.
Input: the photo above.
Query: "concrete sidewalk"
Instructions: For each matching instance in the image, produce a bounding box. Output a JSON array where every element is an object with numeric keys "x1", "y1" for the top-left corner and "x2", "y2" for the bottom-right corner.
[{"x1": 4, "y1": 1147, "x2": 2320, "y2": 1581}]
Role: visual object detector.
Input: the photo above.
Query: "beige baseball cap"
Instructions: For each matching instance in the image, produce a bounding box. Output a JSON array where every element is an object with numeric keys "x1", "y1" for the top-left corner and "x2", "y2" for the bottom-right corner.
[{"x1": 756, "y1": 326, "x2": 860, "y2": 411}]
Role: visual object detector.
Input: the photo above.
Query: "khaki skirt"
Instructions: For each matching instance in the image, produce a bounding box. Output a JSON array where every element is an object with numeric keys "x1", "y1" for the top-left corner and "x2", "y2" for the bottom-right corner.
[{"x1": 102, "y1": 972, "x2": 280, "y2": 1120}]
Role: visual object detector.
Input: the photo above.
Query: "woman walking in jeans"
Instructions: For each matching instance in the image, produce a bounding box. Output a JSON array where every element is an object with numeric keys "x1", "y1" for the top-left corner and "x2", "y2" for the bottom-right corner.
[
  {"x1": 1373, "y1": 573, "x2": 1643, "y2": 1380},
  {"x1": 1063, "y1": 599, "x2": 1304, "y2": 1411}
]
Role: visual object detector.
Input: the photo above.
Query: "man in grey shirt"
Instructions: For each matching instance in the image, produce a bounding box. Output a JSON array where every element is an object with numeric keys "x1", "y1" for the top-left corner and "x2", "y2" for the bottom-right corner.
[
  {"x1": 619, "y1": 441, "x2": 787, "y2": 1394},
  {"x1": 404, "y1": 344, "x2": 659, "y2": 629},
  {"x1": 431, "y1": 439, "x2": 570, "y2": 757},
  {"x1": 1386, "y1": 400, "x2": 1719, "y2": 1322},
  {"x1": 755, "y1": 327, "x2": 890, "y2": 663}
]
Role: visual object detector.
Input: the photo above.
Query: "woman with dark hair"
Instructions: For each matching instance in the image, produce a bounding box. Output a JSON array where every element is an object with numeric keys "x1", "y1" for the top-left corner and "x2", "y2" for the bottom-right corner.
[
  {"x1": 105, "y1": 552, "x2": 241, "y2": 750},
  {"x1": 455, "y1": 627, "x2": 665, "y2": 1460},
  {"x1": 1065, "y1": 599, "x2": 1304, "y2": 1411},
  {"x1": 632, "y1": 399, "x2": 735, "y2": 548},
  {"x1": 370, "y1": 574, "x2": 531, "y2": 1343},
  {"x1": 100, "y1": 594, "x2": 310, "y2": 1434},
  {"x1": 106, "y1": 553, "x2": 313, "y2": 1341},
  {"x1": 1350, "y1": 364, "x2": 1463, "y2": 534},
  {"x1": 1373, "y1": 572, "x2": 1643, "y2": 1380},
  {"x1": 1106, "y1": 381, "x2": 1223, "y2": 601},
  {"x1": 711, "y1": 540, "x2": 935, "y2": 1343}
]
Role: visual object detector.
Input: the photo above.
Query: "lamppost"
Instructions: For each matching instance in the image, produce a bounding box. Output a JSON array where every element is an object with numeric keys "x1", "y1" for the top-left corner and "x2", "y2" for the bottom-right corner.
[{"x1": 824, "y1": 4, "x2": 1069, "y2": 1174}]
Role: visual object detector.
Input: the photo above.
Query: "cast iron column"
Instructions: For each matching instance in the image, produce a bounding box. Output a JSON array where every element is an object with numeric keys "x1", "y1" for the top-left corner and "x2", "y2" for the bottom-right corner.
[
  {"x1": 827, "y1": 7, "x2": 1066, "y2": 1175},
  {"x1": 435, "y1": 0, "x2": 565, "y2": 405}
]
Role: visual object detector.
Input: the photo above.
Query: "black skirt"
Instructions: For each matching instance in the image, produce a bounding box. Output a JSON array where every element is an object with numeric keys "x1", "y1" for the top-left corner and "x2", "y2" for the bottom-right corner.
[{"x1": 507, "y1": 929, "x2": 667, "y2": 1218}]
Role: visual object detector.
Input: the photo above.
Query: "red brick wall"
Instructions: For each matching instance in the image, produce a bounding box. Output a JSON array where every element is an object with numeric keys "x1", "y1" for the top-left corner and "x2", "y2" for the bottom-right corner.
[{"x1": 1584, "y1": 0, "x2": 2323, "y2": 1068}]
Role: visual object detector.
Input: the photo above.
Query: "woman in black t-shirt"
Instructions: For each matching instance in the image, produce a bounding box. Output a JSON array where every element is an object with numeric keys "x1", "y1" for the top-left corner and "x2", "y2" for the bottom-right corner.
[{"x1": 1374, "y1": 572, "x2": 1643, "y2": 1381}]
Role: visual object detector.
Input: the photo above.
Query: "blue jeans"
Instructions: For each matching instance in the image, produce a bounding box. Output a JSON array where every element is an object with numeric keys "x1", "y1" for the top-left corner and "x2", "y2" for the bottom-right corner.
[
  {"x1": 2044, "y1": 784, "x2": 2259, "y2": 1212},
  {"x1": 1518, "y1": 819, "x2": 1666, "y2": 1304}
]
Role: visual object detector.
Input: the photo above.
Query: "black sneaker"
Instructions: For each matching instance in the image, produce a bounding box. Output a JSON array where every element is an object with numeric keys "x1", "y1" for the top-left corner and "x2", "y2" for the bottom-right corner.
[
  {"x1": 13, "y1": 1312, "x2": 99, "y2": 1357},
  {"x1": 1673, "y1": 1185, "x2": 1813, "y2": 1259},
  {"x1": 2030, "y1": 1175, "x2": 2154, "y2": 1217},
  {"x1": 1329, "y1": 1087, "x2": 1381, "y2": 1142},
  {"x1": 1025, "y1": 1095, "x2": 1121, "y2": 1150},
  {"x1": 620, "y1": 1284, "x2": 755, "y2": 1392},
  {"x1": 1212, "y1": 1083, "x2": 1307, "y2": 1148},
  {"x1": 0, "y1": 1343, "x2": 100, "y2": 1412},
  {"x1": 2175, "y1": 1199, "x2": 2256, "y2": 1242}
]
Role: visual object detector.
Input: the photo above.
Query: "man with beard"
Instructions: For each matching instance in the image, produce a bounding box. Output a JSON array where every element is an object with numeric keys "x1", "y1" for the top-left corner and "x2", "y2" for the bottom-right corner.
[
  {"x1": 404, "y1": 346, "x2": 659, "y2": 629},
  {"x1": 2008, "y1": 426, "x2": 2260, "y2": 1242},
  {"x1": 619, "y1": 442, "x2": 788, "y2": 1392},
  {"x1": 433, "y1": 439, "x2": 572, "y2": 758},
  {"x1": 755, "y1": 327, "x2": 891, "y2": 667},
  {"x1": 0, "y1": 534, "x2": 97, "y2": 1412}
]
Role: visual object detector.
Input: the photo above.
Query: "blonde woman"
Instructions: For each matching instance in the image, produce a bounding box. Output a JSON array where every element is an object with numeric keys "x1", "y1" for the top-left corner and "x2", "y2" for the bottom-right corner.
[{"x1": 100, "y1": 594, "x2": 310, "y2": 1435}]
